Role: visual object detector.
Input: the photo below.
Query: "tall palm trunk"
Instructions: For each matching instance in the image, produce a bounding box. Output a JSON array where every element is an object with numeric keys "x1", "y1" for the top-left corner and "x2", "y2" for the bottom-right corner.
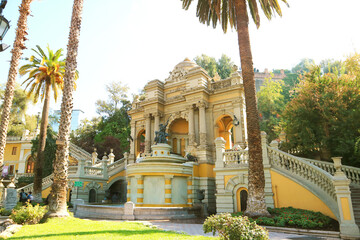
[
  {"x1": 47, "y1": 0, "x2": 84, "y2": 217},
  {"x1": 33, "y1": 81, "x2": 51, "y2": 202},
  {"x1": 0, "y1": 0, "x2": 32, "y2": 174},
  {"x1": 234, "y1": 0, "x2": 270, "y2": 217}
]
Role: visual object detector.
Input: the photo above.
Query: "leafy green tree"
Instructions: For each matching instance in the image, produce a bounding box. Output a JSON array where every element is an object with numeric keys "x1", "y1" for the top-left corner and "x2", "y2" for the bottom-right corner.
[
  {"x1": 257, "y1": 78, "x2": 284, "y2": 141},
  {"x1": 291, "y1": 58, "x2": 315, "y2": 74},
  {"x1": 31, "y1": 127, "x2": 57, "y2": 177},
  {"x1": 320, "y1": 59, "x2": 344, "y2": 74},
  {"x1": 182, "y1": 0, "x2": 288, "y2": 217},
  {"x1": 0, "y1": 84, "x2": 35, "y2": 136},
  {"x1": 96, "y1": 82, "x2": 129, "y2": 117},
  {"x1": 19, "y1": 45, "x2": 78, "y2": 202},
  {"x1": 71, "y1": 117, "x2": 100, "y2": 155},
  {"x1": 194, "y1": 54, "x2": 235, "y2": 79},
  {"x1": 281, "y1": 65, "x2": 360, "y2": 166}
]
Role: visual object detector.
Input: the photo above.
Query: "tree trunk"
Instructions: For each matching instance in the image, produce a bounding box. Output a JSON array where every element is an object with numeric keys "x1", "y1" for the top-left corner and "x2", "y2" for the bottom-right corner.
[
  {"x1": 33, "y1": 81, "x2": 51, "y2": 203},
  {"x1": 234, "y1": 0, "x2": 270, "y2": 217},
  {"x1": 0, "y1": 0, "x2": 32, "y2": 177},
  {"x1": 47, "y1": 0, "x2": 84, "y2": 218}
]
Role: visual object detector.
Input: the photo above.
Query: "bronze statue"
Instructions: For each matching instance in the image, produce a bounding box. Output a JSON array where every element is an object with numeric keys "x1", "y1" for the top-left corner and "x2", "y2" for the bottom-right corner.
[{"x1": 154, "y1": 117, "x2": 170, "y2": 144}]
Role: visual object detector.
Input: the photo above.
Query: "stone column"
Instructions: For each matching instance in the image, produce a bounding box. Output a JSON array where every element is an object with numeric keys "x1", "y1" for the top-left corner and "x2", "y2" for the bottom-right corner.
[
  {"x1": 92, "y1": 148, "x2": 98, "y2": 166},
  {"x1": 215, "y1": 137, "x2": 226, "y2": 168},
  {"x1": 233, "y1": 99, "x2": 245, "y2": 148},
  {"x1": 332, "y1": 157, "x2": 360, "y2": 239},
  {"x1": 126, "y1": 177, "x2": 131, "y2": 202},
  {"x1": 187, "y1": 177, "x2": 193, "y2": 206},
  {"x1": 187, "y1": 105, "x2": 196, "y2": 146},
  {"x1": 198, "y1": 101, "x2": 208, "y2": 148},
  {"x1": 108, "y1": 149, "x2": 115, "y2": 164},
  {"x1": 102, "y1": 154, "x2": 109, "y2": 180},
  {"x1": 144, "y1": 114, "x2": 151, "y2": 154},
  {"x1": 154, "y1": 112, "x2": 160, "y2": 137},
  {"x1": 77, "y1": 158, "x2": 86, "y2": 177},
  {"x1": 136, "y1": 175, "x2": 144, "y2": 205},
  {"x1": 164, "y1": 175, "x2": 173, "y2": 205},
  {"x1": 129, "y1": 122, "x2": 136, "y2": 162}
]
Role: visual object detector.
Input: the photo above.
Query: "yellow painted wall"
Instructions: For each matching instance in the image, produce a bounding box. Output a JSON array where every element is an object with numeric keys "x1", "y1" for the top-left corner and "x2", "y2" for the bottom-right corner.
[
  {"x1": 42, "y1": 186, "x2": 51, "y2": 198},
  {"x1": 170, "y1": 119, "x2": 188, "y2": 134},
  {"x1": 224, "y1": 175, "x2": 236, "y2": 187},
  {"x1": 270, "y1": 170, "x2": 336, "y2": 219},
  {"x1": 4, "y1": 143, "x2": 22, "y2": 161},
  {"x1": 193, "y1": 164, "x2": 215, "y2": 178},
  {"x1": 108, "y1": 170, "x2": 126, "y2": 184}
]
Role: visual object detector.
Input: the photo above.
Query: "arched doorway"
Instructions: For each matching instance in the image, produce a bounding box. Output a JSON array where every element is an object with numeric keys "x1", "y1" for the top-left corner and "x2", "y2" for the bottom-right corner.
[
  {"x1": 216, "y1": 115, "x2": 234, "y2": 149},
  {"x1": 236, "y1": 187, "x2": 248, "y2": 212},
  {"x1": 25, "y1": 156, "x2": 35, "y2": 173},
  {"x1": 89, "y1": 189, "x2": 96, "y2": 203},
  {"x1": 108, "y1": 179, "x2": 127, "y2": 203},
  {"x1": 169, "y1": 118, "x2": 188, "y2": 156},
  {"x1": 136, "y1": 129, "x2": 145, "y2": 157}
]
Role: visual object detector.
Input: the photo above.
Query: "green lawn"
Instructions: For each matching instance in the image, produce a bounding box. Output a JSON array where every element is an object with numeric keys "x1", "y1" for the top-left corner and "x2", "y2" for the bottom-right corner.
[{"x1": 5, "y1": 217, "x2": 214, "y2": 240}]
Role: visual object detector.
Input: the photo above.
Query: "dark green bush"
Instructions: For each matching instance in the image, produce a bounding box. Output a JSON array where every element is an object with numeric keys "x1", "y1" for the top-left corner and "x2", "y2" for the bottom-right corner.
[
  {"x1": 0, "y1": 208, "x2": 12, "y2": 216},
  {"x1": 203, "y1": 213, "x2": 269, "y2": 240},
  {"x1": 233, "y1": 207, "x2": 335, "y2": 230},
  {"x1": 10, "y1": 202, "x2": 47, "y2": 225}
]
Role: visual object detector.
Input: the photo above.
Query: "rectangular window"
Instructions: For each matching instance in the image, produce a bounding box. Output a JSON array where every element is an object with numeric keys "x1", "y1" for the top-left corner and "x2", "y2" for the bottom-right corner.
[
  {"x1": 9, "y1": 165, "x2": 14, "y2": 175},
  {"x1": 11, "y1": 147, "x2": 17, "y2": 155}
]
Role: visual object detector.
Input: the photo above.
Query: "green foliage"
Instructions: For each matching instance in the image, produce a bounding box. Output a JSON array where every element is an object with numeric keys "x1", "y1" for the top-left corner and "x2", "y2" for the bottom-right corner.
[
  {"x1": 194, "y1": 54, "x2": 235, "y2": 79},
  {"x1": 255, "y1": 207, "x2": 333, "y2": 229},
  {"x1": 10, "y1": 202, "x2": 47, "y2": 225},
  {"x1": 257, "y1": 77, "x2": 285, "y2": 141},
  {"x1": 291, "y1": 58, "x2": 315, "y2": 74},
  {"x1": 16, "y1": 176, "x2": 34, "y2": 189},
  {"x1": 203, "y1": 213, "x2": 269, "y2": 240},
  {"x1": 71, "y1": 81, "x2": 131, "y2": 159},
  {"x1": 0, "y1": 84, "x2": 34, "y2": 136},
  {"x1": 31, "y1": 127, "x2": 57, "y2": 177},
  {"x1": 281, "y1": 61, "x2": 360, "y2": 165},
  {"x1": 0, "y1": 208, "x2": 12, "y2": 216}
]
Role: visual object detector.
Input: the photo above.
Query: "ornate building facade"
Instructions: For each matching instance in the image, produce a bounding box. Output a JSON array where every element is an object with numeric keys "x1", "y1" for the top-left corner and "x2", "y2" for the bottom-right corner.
[{"x1": 128, "y1": 58, "x2": 248, "y2": 212}]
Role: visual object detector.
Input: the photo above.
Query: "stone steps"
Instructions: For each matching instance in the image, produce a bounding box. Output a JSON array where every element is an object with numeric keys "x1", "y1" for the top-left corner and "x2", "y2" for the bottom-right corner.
[{"x1": 350, "y1": 186, "x2": 360, "y2": 227}]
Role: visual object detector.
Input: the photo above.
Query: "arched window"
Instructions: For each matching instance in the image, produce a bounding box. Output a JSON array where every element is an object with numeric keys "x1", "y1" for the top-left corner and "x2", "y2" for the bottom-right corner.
[{"x1": 26, "y1": 156, "x2": 35, "y2": 173}]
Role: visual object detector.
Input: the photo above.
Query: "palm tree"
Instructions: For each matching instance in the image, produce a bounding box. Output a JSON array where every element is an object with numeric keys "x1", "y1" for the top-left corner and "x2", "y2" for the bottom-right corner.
[
  {"x1": 47, "y1": 0, "x2": 84, "y2": 217},
  {"x1": 19, "y1": 45, "x2": 76, "y2": 203},
  {"x1": 0, "y1": 0, "x2": 33, "y2": 189},
  {"x1": 181, "y1": 0, "x2": 288, "y2": 217}
]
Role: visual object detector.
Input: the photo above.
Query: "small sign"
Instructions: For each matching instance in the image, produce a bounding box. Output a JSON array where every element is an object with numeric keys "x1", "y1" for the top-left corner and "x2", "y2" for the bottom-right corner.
[{"x1": 74, "y1": 181, "x2": 83, "y2": 187}]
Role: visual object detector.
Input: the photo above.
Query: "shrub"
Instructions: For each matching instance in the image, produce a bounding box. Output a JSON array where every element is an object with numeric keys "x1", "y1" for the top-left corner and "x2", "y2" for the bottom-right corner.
[
  {"x1": 203, "y1": 213, "x2": 269, "y2": 240},
  {"x1": 10, "y1": 202, "x2": 47, "y2": 225},
  {"x1": 0, "y1": 208, "x2": 12, "y2": 216}
]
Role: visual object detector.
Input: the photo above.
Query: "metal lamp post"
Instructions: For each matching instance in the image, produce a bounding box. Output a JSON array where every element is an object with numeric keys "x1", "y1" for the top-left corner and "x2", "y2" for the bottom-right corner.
[{"x1": 0, "y1": 0, "x2": 10, "y2": 52}]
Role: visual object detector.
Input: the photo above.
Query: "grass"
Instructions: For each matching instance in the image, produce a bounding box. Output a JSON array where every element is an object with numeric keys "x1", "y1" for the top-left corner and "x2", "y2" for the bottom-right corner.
[{"x1": 4, "y1": 217, "x2": 213, "y2": 240}]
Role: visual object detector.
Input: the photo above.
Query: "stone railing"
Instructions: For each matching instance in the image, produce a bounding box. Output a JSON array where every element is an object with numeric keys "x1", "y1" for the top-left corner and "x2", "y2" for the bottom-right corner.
[
  {"x1": 223, "y1": 150, "x2": 248, "y2": 167},
  {"x1": 267, "y1": 146, "x2": 336, "y2": 200},
  {"x1": 68, "y1": 166, "x2": 78, "y2": 175},
  {"x1": 84, "y1": 166, "x2": 103, "y2": 177},
  {"x1": 17, "y1": 173, "x2": 34, "y2": 178},
  {"x1": 17, "y1": 173, "x2": 54, "y2": 194},
  {"x1": 108, "y1": 158, "x2": 125, "y2": 171},
  {"x1": 302, "y1": 158, "x2": 360, "y2": 185}
]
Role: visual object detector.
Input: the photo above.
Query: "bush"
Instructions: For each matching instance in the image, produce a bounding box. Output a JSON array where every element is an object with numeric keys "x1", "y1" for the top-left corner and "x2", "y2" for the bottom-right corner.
[
  {"x1": 0, "y1": 208, "x2": 12, "y2": 216},
  {"x1": 203, "y1": 213, "x2": 269, "y2": 240},
  {"x1": 10, "y1": 202, "x2": 47, "y2": 225}
]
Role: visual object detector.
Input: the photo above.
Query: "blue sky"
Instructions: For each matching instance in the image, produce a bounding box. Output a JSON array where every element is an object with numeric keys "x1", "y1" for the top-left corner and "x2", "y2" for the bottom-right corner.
[{"x1": 0, "y1": 0, "x2": 360, "y2": 119}]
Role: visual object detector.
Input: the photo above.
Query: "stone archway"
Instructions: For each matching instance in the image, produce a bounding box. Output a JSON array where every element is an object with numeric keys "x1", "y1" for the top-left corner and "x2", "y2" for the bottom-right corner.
[
  {"x1": 215, "y1": 114, "x2": 234, "y2": 149},
  {"x1": 225, "y1": 174, "x2": 249, "y2": 212},
  {"x1": 89, "y1": 189, "x2": 96, "y2": 203},
  {"x1": 108, "y1": 179, "x2": 127, "y2": 203},
  {"x1": 168, "y1": 118, "x2": 188, "y2": 156},
  {"x1": 136, "y1": 129, "x2": 145, "y2": 157}
]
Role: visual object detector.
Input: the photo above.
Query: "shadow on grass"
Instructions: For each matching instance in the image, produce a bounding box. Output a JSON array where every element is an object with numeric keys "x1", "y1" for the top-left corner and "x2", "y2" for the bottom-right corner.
[{"x1": 9, "y1": 229, "x2": 183, "y2": 239}]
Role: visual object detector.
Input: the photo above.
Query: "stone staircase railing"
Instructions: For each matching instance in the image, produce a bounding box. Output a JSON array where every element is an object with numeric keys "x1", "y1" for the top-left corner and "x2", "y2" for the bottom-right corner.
[
  {"x1": 108, "y1": 157, "x2": 126, "y2": 177},
  {"x1": 302, "y1": 158, "x2": 360, "y2": 185},
  {"x1": 17, "y1": 173, "x2": 54, "y2": 194},
  {"x1": 223, "y1": 149, "x2": 248, "y2": 167},
  {"x1": 267, "y1": 146, "x2": 337, "y2": 200}
]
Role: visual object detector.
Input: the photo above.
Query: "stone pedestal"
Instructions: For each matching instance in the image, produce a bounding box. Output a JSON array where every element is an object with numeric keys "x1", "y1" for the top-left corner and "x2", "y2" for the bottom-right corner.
[
  {"x1": 4, "y1": 188, "x2": 17, "y2": 211},
  {"x1": 123, "y1": 201, "x2": 135, "y2": 220}
]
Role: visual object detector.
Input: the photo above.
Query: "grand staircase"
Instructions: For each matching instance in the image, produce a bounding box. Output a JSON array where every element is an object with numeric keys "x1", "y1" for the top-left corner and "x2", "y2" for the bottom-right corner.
[{"x1": 351, "y1": 185, "x2": 360, "y2": 227}]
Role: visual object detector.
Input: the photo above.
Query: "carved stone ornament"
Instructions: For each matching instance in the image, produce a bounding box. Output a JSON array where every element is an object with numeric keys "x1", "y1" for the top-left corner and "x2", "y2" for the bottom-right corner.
[{"x1": 166, "y1": 67, "x2": 188, "y2": 82}]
